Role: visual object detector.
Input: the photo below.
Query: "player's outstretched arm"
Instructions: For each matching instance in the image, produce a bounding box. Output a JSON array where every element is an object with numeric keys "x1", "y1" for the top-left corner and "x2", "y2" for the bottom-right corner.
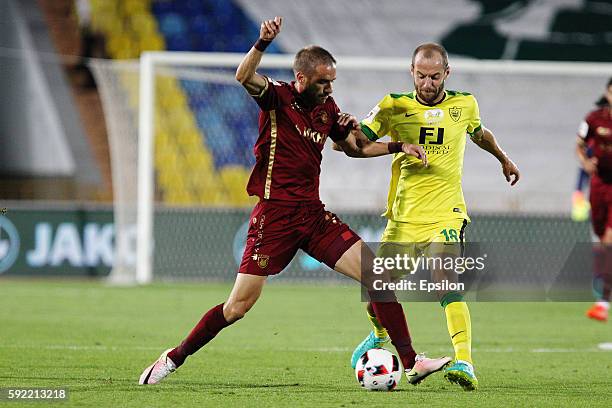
[
  {"x1": 334, "y1": 129, "x2": 427, "y2": 165},
  {"x1": 333, "y1": 129, "x2": 390, "y2": 158},
  {"x1": 470, "y1": 127, "x2": 520, "y2": 185},
  {"x1": 332, "y1": 113, "x2": 427, "y2": 163},
  {"x1": 235, "y1": 16, "x2": 282, "y2": 95}
]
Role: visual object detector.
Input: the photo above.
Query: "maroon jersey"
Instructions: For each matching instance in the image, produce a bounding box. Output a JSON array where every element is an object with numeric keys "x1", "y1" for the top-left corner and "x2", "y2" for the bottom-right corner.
[
  {"x1": 246, "y1": 77, "x2": 347, "y2": 202},
  {"x1": 579, "y1": 107, "x2": 612, "y2": 182}
]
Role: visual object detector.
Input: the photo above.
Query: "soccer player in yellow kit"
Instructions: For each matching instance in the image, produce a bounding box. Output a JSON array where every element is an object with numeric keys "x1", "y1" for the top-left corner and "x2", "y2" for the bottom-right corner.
[{"x1": 340, "y1": 43, "x2": 520, "y2": 390}]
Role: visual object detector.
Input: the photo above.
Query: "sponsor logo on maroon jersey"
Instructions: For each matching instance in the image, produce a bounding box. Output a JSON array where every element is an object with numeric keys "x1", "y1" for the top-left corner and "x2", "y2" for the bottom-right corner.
[
  {"x1": 596, "y1": 126, "x2": 611, "y2": 137},
  {"x1": 294, "y1": 124, "x2": 327, "y2": 145}
]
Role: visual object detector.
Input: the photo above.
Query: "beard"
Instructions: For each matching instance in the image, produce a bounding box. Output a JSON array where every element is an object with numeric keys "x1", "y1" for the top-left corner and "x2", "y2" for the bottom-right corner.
[
  {"x1": 415, "y1": 80, "x2": 445, "y2": 105},
  {"x1": 302, "y1": 84, "x2": 328, "y2": 105}
]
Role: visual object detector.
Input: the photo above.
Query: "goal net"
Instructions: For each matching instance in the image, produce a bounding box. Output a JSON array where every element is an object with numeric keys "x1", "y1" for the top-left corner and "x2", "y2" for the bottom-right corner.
[{"x1": 90, "y1": 52, "x2": 611, "y2": 284}]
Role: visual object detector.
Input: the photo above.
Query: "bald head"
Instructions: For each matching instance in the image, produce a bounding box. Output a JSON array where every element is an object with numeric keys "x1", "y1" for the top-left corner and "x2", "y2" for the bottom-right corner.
[{"x1": 412, "y1": 43, "x2": 448, "y2": 69}]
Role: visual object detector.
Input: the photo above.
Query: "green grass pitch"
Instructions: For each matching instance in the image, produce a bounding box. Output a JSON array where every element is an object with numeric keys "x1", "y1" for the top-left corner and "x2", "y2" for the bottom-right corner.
[{"x1": 1, "y1": 279, "x2": 611, "y2": 407}]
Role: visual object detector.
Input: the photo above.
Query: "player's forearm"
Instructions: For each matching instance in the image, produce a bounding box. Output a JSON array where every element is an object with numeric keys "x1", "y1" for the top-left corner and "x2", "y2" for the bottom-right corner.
[
  {"x1": 339, "y1": 142, "x2": 404, "y2": 158},
  {"x1": 336, "y1": 130, "x2": 395, "y2": 158},
  {"x1": 576, "y1": 145, "x2": 587, "y2": 165},
  {"x1": 235, "y1": 47, "x2": 266, "y2": 90},
  {"x1": 355, "y1": 141, "x2": 398, "y2": 158},
  {"x1": 237, "y1": 17, "x2": 280, "y2": 93},
  {"x1": 473, "y1": 128, "x2": 510, "y2": 164},
  {"x1": 575, "y1": 140, "x2": 589, "y2": 166}
]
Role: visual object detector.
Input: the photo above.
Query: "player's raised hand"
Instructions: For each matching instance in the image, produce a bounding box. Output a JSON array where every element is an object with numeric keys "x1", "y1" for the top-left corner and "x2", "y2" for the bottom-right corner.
[
  {"x1": 403, "y1": 144, "x2": 428, "y2": 167},
  {"x1": 502, "y1": 158, "x2": 520, "y2": 185},
  {"x1": 260, "y1": 16, "x2": 282, "y2": 41}
]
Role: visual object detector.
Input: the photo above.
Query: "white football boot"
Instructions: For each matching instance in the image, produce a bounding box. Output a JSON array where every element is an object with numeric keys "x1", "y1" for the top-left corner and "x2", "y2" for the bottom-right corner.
[
  {"x1": 138, "y1": 349, "x2": 177, "y2": 385},
  {"x1": 405, "y1": 353, "x2": 451, "y2": 385}
]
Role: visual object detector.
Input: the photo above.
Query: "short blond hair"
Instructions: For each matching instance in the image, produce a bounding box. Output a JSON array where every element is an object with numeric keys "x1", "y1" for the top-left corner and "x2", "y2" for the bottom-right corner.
[
  {"x1": 412, "y1": 43, "x2": 448, "y2": 69},
  {"x1": 293, "y1": 45, "x2": 336, "y2": 75}
]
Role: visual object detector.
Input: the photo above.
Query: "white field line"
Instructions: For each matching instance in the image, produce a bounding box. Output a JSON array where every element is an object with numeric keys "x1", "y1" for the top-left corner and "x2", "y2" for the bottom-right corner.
[
  {"x1": 598, "y1": 342, "x2": 612, "y2": 351},
  {"x1": 0, "y1": 345, "x2": 608, "y2": 353}
]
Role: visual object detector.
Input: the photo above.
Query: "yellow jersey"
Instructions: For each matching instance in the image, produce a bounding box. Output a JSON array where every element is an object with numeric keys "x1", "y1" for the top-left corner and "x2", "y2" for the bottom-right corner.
[{"x1": 361, "y1": 90, "x2": 482, "y2": 224}]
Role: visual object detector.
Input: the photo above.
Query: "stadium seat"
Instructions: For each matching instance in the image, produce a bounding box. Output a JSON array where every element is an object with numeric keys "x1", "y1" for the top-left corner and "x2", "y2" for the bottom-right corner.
[
  {"x1": 138, "y1": 34, "x2": 165, "y2": 52},
  {"x1": 122, "y1": 0, "x2": 149, "y2": 15},
  {"x1": 219, "y1": 166, "x2": 254, "y2": 206},
  {"x1": 130, "y1": 13, "x2": 158, "y2": 36},
  {"x1": 158, "y1": 13, "x2": 187, "y2": 37},
  {"x1": 174, "y1": 0, "x2": 207, "y2": 15},
  {"x1": 91, "y1": 0, "x2": 284, "y2": 204},
  {"x1": 189, "y1": 15, "x2": 214, "y2": 36},
  {"x1": 165, "y1": 35, "x2": 192, "y2": 51}
]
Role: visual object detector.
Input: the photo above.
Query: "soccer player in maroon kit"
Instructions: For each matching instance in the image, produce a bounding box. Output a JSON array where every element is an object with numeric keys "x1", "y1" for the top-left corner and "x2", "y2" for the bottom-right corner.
[
  {"x1": 577, "y1": 77, "x2": 612, "y2": 322},
  {"x1": 139, "y1": 16, "x2": 451, "y2": 386}
]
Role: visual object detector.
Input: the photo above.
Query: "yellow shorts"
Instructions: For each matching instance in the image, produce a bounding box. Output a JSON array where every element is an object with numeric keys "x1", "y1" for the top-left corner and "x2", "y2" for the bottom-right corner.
[
  {"x1": 376, "y1": 218, "x2": 468, "y2": 282},
  {"x1": 381, "y1": 218, "x2": 468, "y2": 244},
  {"x1": 377, "y1": 218, "x2": 468, "y2": 269}
]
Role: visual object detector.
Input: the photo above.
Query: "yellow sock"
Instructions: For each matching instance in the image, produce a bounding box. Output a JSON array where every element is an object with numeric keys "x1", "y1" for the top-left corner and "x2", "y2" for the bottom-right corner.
[
  {"x1": 367, "y1": 310, "x2": 388, "y2": 339},
  {"x1": 444, "y1": 302, "x2": 472, "y2": 364}
]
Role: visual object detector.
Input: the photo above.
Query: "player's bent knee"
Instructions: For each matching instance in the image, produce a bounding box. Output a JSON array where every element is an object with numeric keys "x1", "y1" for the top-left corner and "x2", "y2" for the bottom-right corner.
[
  {"x1": 223, "y1": 300, "x2": 255, "y2": 322},
  {"x1": 334, "y1": 240, "x2": 364, "y2": 282}
]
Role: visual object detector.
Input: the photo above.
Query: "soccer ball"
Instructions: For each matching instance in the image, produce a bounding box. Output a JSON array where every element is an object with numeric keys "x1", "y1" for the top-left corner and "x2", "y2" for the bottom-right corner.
[{"x1": 355, "y1": 348, "x2": 402, "y2": 391}]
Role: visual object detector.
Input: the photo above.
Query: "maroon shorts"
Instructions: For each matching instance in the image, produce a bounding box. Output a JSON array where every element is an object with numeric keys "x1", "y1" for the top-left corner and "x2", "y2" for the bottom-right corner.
[
  {"x1": 238, "y1": 200, "x2": 361, "y2": 276},
  {"x1": 590, "y1": 176, "x2": 612, "y2": 237}
]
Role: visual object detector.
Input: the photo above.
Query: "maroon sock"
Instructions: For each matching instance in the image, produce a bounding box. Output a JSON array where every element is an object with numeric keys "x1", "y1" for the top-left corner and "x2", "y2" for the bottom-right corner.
[
  {"x1": 370, "y1": 300, "x2": 417, "y2": 369},
  {"x1": 593, "y1": 246, "x2": 604, "y2": 281},
  {"x1": 603, "y1": 246, "x2": 612, "y2": 301},
  {"x1": 168, "y1": 303, "x2": 230, "y2": 367}
]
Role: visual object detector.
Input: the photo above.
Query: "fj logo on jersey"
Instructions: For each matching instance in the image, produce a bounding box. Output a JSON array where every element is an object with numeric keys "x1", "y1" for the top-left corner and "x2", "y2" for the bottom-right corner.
[
  {"x1": 252, "y1": 253, "x2": 270, "y2": 268},
  {"x1": 424, "y1": 109, "x2": 444, "y2": 125},
  {"x1": 449, "y1": 107, "x2": 462, "y2": 122}
]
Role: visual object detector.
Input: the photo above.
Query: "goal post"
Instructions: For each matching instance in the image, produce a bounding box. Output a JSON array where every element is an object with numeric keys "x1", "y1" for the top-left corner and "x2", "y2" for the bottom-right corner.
[
  {"x1": 91, "y1": 51, "x2": 612, "y2": 285},
  {"x1": 136, "y1": 52, "x2": 297, "y2": 285},
  {"x1": 137, "y1": 52, "x2": 154, "y2": 285}
]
